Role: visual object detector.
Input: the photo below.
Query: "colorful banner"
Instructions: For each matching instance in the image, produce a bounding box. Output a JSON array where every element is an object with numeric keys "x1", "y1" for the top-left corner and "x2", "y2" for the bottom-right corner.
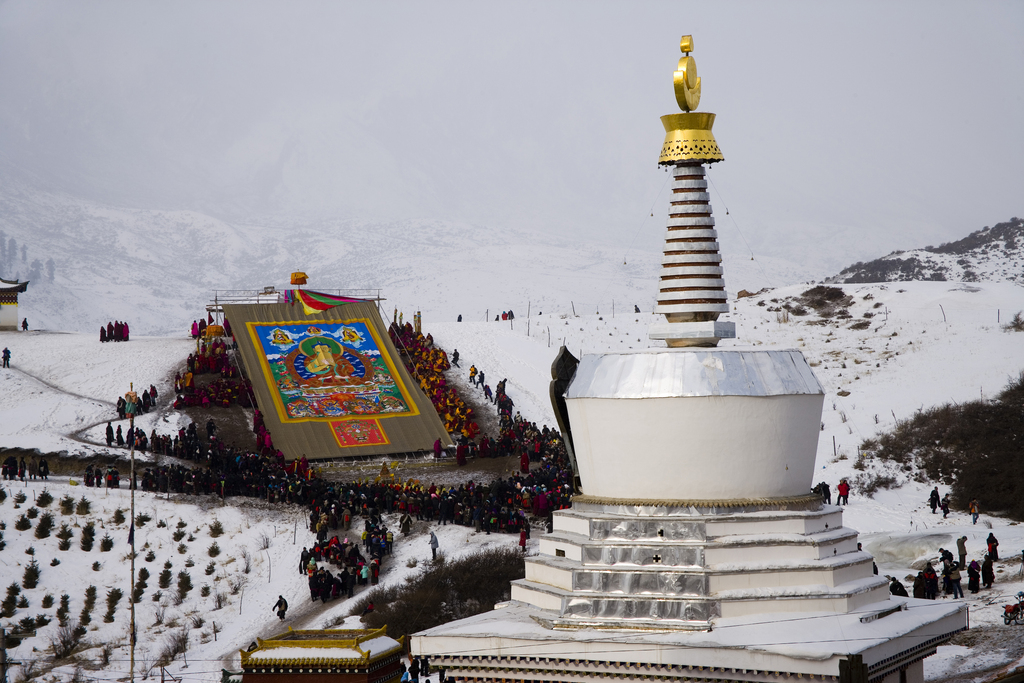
[
  {"x1": 283, "y1": 290, "x2": 369, "y2": 316},
  {"x1": 331, "y1": 419, "x2": 389, "y2": 447},
  {"x1": 247, "y1": 319, "x2": 418, "y2": 423}
]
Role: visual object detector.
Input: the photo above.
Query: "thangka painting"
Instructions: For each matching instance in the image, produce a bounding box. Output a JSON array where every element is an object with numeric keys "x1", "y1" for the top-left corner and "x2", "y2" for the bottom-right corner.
[
  {"x1": 331, "y1": 419, "x2": 389, "y2": 447},
  {"x1": 248, "y1": 319, "x2": 416, "y2": 422}
]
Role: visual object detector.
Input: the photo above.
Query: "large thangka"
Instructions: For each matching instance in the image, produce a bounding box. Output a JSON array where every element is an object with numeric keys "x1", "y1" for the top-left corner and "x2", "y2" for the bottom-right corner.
[
  {"x1": 249, "y1": 320, "x2": 413, "y2": 421},
  {"x1": 226, "y1": 300, "x2": 450, "y2": 459}
]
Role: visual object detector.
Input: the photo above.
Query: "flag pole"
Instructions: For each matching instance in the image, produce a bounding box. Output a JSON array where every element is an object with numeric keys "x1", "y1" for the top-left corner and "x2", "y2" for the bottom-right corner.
[{"x1": 126, "y1": 383, "x2": 138, "y2": 683}]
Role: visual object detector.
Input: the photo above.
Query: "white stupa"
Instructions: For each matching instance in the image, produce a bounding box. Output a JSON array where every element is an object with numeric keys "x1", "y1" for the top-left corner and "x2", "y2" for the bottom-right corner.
[{"x1": 413, "y1": 35, "x2": 966, "y2": 683}]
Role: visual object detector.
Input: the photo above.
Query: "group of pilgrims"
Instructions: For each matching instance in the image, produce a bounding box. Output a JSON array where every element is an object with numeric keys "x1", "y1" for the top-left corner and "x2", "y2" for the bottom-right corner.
[
  {"x1": 87, "y1": 311, "x2": 582, "y2": 609},
  {"x1": 99, "y1": 320, "x2": 130, "y2": 342},
  {"x1": 390, "y1": 321, "x2": 481, "y2": 440}
]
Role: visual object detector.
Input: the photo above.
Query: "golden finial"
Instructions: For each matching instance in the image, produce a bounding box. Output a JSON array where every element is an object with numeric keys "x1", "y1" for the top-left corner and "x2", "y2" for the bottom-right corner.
[{"x1": 673, "y1": 35, "x2": 701, "y2": 112}]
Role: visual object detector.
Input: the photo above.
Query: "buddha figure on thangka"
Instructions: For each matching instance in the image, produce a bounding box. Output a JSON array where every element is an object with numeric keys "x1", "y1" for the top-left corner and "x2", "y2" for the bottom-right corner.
[{"x1": 249, "y1": 320, "x2": 414, "y2": 421}]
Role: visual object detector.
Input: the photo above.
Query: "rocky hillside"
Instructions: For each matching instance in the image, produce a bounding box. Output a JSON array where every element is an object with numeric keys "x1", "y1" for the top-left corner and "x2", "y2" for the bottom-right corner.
[{"x1": 830, "y1": 217, "x2": 1023, "y2": 284}]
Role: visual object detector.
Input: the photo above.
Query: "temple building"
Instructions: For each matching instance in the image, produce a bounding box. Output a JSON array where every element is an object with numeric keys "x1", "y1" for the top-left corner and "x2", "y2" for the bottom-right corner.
[
  {"x1": 412, "y1": 35, "x2": 966, "y2": 683},
  {"x1": 240, "y1": 627, "x2": 404, "y2": 683},
  {"x1": 0, "y1": 277, "x2": 28, "y2": 331}
]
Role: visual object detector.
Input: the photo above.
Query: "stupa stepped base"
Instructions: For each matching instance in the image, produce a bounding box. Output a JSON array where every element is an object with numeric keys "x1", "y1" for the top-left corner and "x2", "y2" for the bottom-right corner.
[{"x1": 511, "y1": 502, "x2": 890, "y2": 629}]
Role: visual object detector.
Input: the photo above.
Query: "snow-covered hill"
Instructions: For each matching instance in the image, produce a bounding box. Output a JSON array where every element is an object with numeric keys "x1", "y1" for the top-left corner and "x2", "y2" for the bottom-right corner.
[
  {"x1": 830, "y1": 218, "x2": 1024, "y2": 285},
  {"x1": 0, "y1": 182, "x2": 811, "y2": 336}
]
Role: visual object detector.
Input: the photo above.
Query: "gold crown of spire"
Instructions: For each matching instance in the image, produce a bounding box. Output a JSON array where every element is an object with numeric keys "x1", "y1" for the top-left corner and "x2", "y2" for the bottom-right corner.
[{"x1": 659, "y1": 35, "x2": 723, "y2": 165}]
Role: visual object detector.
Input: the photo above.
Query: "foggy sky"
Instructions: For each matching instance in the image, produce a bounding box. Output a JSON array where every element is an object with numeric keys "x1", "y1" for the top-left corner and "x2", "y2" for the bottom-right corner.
[{"x1": 0, "y1": 1, "x2": 1021, "y2": 272}]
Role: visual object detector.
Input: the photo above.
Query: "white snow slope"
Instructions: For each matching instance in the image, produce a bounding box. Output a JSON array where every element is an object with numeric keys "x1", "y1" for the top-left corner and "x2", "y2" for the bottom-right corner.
[{"x1": 1, "y1": 264, "x2": 1023, "y2": 682}]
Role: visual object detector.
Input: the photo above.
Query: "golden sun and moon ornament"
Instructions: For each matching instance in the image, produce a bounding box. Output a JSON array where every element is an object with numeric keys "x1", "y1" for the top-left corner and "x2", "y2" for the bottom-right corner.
[{"x1": 659, "y1": 35, "x2": 724, "y2": 165}]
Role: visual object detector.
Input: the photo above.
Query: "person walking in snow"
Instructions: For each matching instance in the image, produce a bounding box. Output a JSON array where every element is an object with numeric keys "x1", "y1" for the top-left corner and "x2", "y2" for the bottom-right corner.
[
  {"x1": 2, "y1": 347, "x2": 9, "y2": 368},
  {"x1": 273, "y1": 595, "x2": 288, "y2": 620},
  {"x1": 969, "y1": 498, "x2": 980, "y2": 525},
  {"x1": 929, "y1": 487, "x2": 940, "y2": 514},
  {"x1": 956, "y1": 536, "x2": 968, "y2": 569},
  {"x1": 940, "y1": 494, "x2": 950, "y2": 518},
  {"x1": 451, "y1": 349, "x2": 460, "y2": 367},
  {"x1": 428, "y1": 530, "x2": 439, "y2": 560}
]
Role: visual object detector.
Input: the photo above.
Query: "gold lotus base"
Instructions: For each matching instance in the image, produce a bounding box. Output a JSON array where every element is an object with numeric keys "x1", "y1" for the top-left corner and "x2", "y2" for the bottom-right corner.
[{"x1": 659, "y1": 112, "x2": 724, "y2": 165}]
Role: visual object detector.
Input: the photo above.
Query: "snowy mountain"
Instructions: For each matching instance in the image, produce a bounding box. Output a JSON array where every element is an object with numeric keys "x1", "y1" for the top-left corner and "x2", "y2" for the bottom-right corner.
[
  {"x1": 0, "y1": 182, "x2": 811, "y2": 336},
  {"x1": 830, "y1": 217, "x2": 1024, "y2": 285}
]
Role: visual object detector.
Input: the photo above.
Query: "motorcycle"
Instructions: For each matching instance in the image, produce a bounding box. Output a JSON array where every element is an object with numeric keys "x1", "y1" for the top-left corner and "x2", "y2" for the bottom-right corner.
[{"x1": 1003, "y1": 592, "x2": 1024, "y2": 625}]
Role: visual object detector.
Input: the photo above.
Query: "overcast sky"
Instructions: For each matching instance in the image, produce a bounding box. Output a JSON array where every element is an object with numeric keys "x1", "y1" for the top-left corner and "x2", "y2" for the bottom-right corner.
[{"x1": 0, "y1": 1, "x2": 1020, "y2": 271}]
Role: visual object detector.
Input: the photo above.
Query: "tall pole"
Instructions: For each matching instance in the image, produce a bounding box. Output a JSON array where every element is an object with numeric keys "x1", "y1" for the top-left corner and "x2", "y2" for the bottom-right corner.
[{"x1": 126, "y1": 384, "x2": 138, "y2": 683}]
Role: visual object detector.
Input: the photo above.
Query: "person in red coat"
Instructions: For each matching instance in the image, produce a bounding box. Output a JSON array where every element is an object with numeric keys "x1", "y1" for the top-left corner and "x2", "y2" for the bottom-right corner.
[
  {"x1": 837, "y1": 479, "x2": 850, "y2": 505},
  {"x1": 520, "y1": 450, "x2": 530, "y2": 474}
]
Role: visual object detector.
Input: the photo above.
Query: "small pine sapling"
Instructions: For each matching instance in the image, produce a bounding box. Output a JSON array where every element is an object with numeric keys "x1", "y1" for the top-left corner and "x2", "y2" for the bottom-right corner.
[
  {"x1": 59, "y1": 495, "x2": 75, "y2": 515},
  {"x1": 100, "y1": 534, "x2": 113, "y2": 552},
  {"x1": 112, "y1": 509, "x2": 126, "y2": 525},
  {"x1": 36, "y1": 489, "x2": 54, "y2": 507},
  {"x1": 80, "y1": 522, "x2": 96, "y2": 551},
  {"x1": 26, "y1": 506, "x2": 39, "y2": 519},
  {"x1": 75, "y1": 497, "x2": 91, "y2": 515},
  {"x1": 42, "y1": 594, "x2": 55, "y2": 608},
  {"x1": 23, "y1": 559, "x2": 41, "y2": 589}
]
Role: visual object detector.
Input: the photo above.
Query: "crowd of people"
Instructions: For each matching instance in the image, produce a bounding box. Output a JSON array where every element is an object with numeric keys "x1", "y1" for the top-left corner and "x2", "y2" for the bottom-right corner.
[
  {"x1": 99, "y1": 320, "x2": 130, "y2": 342},
  {"x1": 190, "y1": 317, "x2": 232, "y2": 339},
  {"x1": 389, "y1": 321, "x2": 480, "y2": 439},
  {"x1": 896, "y1": 533, "x2": 1001, "y2": 600},
  {"x1": 2, "y1": 454, "x2": 50, "y2": 481},
  {"x1": 114, "y1": 384, "x2": 159, "y2": 418}
]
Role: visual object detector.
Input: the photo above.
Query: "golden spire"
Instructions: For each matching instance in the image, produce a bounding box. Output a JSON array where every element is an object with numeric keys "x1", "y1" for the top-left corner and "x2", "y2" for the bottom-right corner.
[
  {"x1": 673, "y1": 35, "x2": 701, "y2": 111},
  {"x1": 658, "y1": 35, "x2": 723, "y2": 165}
]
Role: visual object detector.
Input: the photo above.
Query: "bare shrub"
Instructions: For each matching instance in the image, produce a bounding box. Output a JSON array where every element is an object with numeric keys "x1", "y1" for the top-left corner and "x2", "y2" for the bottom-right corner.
[
  {"x1": 241, "y1": 548, "x2": 252, "y2": 574},
  {"x1": 189, "y1": 613, "x2": 205, "y2": 629},
  {"x1": 256, "y1": 532, "x2": 271, "y2": 551},
  {"x1": 50, "y1": 622, "x2": 82, "y2": 659},
  {"x1": 157, "y1": 628, "x2": 189, "y2": 666},
  {"x1": 212, "y1": 592, "x2": 226, "y2": 610}
]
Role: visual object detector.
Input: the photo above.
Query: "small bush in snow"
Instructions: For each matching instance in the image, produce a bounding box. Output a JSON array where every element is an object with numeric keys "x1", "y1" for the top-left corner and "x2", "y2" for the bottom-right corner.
[
  {"x1": 42, "y1": 593, "x2": 55, "y2": 608},
  {"x1": 205, "y1": 561, "x2": 216, "y2": 575},
  {"x1": 56, "y1": 594, "x2": 70, "y2": 625},
  {"x1": 209, "y1": 520, "x2": 224, "y2": 538},
  {"x1": 14, "y1": 491, "x2": 27, "y2": 505},
  {"x1": 172, "y1": 529, "x2": 186, "y2": 542},
  {"x1": 1003, "y1": 311, "x2": 1024, "y2": 332},
  {"x1": 0, "y1": 530, "x2": 5, "y2": 551},
  {"x1": 34, "y1": 613, "x2": 51, "y2": 628},
  {"x1": 80, "y1": 522, "x2": 96, "y2": 551},
  {"x1": 177, "y1": 543, "x2": 187, "y2": 555},
  {"x1": 112, "y1": 509, "x2": 126, "y2": 525},
  {"x1": 25, "y1": 545, "x2": 34, "y2": 555},
  {"x1": 75, "y1": 497, "x2": 91, "y2": 515},
  {"x1": 59, "y1": 495, "x2": 75, "y2": 515},
  {"x1": 92, "y1": 561, "x2": 101, "y2": 571},
  {"x1": 50, "y1": 557, "x2": 60, "y2": 566},
  {"x1": 145, "y1": 550, "x2": 156, "y2": 562},
  {"x1": 200, "y1": 585, "x2": 211, "y2": 598},
  {"x1": 157, "y1": 519, "x2": 167, "y2": 528},
  {"x1": 80, "y1": 586, "x2": 97, "y2": 626},
  {"x1": 207, "y1": 543, "x2": 220, "y2": 558},
  {"x1": 16, "y1": 595, "x2": 28, "y2": 608},
  {"x1": 103, "y1": 587, "x2": 123, "y2": 622},
  {"x1": 26, "y1": 506, "x2": 39, "y2": 519},
  {"x1": 158, "y1": 569, "x2": 172, "y2": 589},
  {"x1": 176, "y1": 571, "x2": 193, "y2": 600},
  {"x1": 50, "y1": 622, "x2": 82, "y2": 659},
  {"x1": 185, "y1": 557, "x2": 195, "y2": 568},
  {"x1": 100, "y1": 534, "x2": 114, "y2": 552},
  {"x1": 23, "y1": 560, "x2": 41, "y2": 589},
  {"x1": 15, "y1": 515, "x2": 31, "y2": 531},
  {"x1": 35, "y1": 511, "x2": 55, "y2": 539},
  {"x1": 136, "y1": 513, "x2": 152, "y2": 527},
  {"x1": 36, "y1": 489, "x2": 53, "y2": 507}
]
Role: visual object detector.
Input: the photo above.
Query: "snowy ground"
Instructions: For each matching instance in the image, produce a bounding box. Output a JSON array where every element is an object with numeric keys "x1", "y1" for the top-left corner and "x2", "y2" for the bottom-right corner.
[{"x1": 1, "y1": 279, "x2": 1023, "y2": 681}]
